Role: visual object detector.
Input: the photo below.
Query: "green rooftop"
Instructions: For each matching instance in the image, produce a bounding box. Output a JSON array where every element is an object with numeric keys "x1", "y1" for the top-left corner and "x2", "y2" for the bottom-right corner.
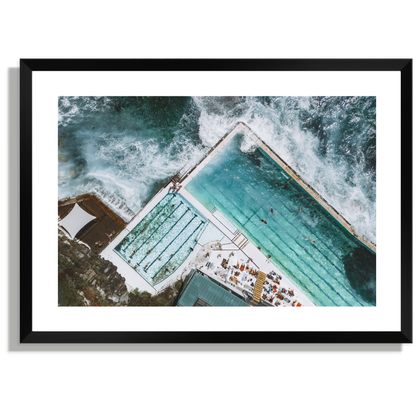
[{"x1": 177, "y1": 272, "x2": 249, "y2": 307}]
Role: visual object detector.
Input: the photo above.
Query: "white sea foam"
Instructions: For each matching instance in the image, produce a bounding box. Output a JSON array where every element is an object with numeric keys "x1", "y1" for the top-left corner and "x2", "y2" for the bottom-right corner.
[
  {"x1": 193, "y1": 97, "x2": 376, "y2": 243},
  {"x1": 58, "y1": 96, "x2": 376, "y2": 244}
]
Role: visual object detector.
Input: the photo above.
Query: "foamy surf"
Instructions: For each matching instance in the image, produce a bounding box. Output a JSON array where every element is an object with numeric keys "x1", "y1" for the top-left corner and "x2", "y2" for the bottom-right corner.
[{"x1": 58, "y1": 96, "x2": 376, "y2": 244}]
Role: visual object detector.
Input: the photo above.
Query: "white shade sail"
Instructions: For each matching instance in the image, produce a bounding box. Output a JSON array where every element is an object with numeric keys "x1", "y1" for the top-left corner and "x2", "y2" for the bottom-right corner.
[{"x1": 58, "y1": 203, "x2": 96, "y2": 238}]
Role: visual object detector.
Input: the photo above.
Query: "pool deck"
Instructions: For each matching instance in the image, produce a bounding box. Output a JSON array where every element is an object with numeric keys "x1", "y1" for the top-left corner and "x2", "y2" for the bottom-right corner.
[
  {"x1": 99, "y1": 174, "x2": 314, "y2": 306},
  {"x1": 180, "y1": 188, "x2": 314, "y2": 307}
]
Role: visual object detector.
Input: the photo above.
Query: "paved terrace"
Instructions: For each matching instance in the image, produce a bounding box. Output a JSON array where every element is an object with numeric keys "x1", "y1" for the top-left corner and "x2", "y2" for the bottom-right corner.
[{"x1": 58, "y1": 193, "x2": 126, "y2": 255}]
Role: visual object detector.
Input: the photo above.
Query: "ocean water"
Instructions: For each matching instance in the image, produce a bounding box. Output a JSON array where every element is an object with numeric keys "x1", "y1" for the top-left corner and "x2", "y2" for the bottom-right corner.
[
  {"x1": 185, "y1": 133, "x2": 376, "y2": 306},
  {"x1": 58, "y1": 96, "x2": 376, "y2": 245}
]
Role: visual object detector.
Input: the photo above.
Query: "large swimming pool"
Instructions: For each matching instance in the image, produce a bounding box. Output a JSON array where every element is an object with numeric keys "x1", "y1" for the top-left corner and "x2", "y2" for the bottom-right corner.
[
  {"x1": 114, "y1": 194, "x2": 208, "y2": 286},
  {"x1": 186, "y1": 133, "x2": 376, "y2": 306}
]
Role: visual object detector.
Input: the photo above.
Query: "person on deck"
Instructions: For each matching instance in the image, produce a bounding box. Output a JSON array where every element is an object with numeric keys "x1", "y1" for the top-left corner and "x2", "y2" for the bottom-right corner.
[{"x1": 105, "y1": 231, "x2": 116, "y2": 240}]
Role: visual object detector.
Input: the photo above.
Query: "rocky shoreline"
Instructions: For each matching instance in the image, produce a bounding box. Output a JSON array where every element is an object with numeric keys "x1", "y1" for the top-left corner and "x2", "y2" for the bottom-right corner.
[{"x1": 58, "y1": 231, "x2": 129, "y2": 306}]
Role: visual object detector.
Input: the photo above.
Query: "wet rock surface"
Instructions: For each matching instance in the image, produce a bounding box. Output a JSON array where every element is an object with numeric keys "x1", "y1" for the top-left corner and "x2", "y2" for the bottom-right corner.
[{"x1": 58, "y1": 231, "x2": 129, "y2": 306}]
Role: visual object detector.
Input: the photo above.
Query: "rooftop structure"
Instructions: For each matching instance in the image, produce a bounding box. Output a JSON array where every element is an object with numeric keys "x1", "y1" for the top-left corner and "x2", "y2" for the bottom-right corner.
[{"x1": 177, "y1": 270, "x2": 249, "y2": 307}]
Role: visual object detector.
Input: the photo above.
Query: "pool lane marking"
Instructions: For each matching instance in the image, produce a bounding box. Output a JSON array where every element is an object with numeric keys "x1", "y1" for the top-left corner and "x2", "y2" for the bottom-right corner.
[
  {"x1": 137, "y1": 207, "x2": 190, "y2": 266},
  {"x1": 215, "y1": 167, "x2": 364, "y2": 305},
  {"x1": 151, "y1": 220, "x2": 205, "y2": 278},
  {"x1": 122, "y1": 194, "x2": 176, "y2": 251},
  {"x1": 145, "y1": 214, "x2": 198, "y2": 271},
  {"x1": 215, "y1": 181, "x2": 356, "y2": 306},
  {"x1": 198, "y1": 183, "x2": 340, "y2": 306},
  {"x1": 241, "y1": 179, "x2": 365, "y2": 305},
  {"x1": 132, "y1": 201, "x2": 184, "y2": 256}
]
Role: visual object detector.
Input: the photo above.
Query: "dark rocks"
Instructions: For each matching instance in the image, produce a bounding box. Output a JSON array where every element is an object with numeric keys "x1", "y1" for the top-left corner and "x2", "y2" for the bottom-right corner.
[{"x1": 58, "y1": 232, "x2": 128, "y2": 306}]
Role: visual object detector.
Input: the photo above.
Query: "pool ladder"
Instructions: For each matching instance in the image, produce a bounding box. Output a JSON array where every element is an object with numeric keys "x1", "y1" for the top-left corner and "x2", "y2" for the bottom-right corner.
[
  {"x1": 232, "y1": 232, "x2": 249, "y2": 249},
  {"x1": 208, "y1": 205, "x2": 216, "y2": 214}
]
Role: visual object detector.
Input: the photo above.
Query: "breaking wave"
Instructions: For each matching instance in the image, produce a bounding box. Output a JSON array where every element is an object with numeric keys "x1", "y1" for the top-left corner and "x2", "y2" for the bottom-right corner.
[{"x1": 58, "y1": 96, "x2": 376, "y2": 243}]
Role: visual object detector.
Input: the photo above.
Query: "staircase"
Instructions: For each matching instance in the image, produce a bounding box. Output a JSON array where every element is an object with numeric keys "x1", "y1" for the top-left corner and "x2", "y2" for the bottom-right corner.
[
  {"x1": 232, "y1": 232, "x2": 249, "y2": 249},
  {"x1": 249, "y1": 271, "x2": 267, "y2": 306}
]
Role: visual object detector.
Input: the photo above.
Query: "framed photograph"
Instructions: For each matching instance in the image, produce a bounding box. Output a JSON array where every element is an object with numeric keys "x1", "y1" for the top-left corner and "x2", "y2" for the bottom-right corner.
[{"x1": 20, "y1": 59, "x2": 412, "y2": 343}]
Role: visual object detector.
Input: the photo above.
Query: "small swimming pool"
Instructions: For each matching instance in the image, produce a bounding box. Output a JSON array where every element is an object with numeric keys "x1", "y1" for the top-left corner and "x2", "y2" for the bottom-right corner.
[
  {"x1": 114, "y1": 194, "x2": 208, "y2": 286},
  {"x1": 185, "y1": 133, "x2": 376, "y2": 306}
]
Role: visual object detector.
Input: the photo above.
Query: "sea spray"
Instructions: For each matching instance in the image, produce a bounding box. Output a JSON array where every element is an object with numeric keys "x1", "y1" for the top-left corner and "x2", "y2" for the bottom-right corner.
[
  {"x1": 193, "y1": 97, "x2": 376, "y2": 243},
  {"x1": 58, "y1": 96, "x2": 376, "y2": 243}
]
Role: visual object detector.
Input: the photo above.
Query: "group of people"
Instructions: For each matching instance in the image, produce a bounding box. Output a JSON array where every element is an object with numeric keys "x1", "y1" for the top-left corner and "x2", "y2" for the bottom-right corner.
[
  {"x1": 170, "y1": 183, "x2": 182, "y2": 193},
  {"x1": 94, "y1": 229, "x2": 116, "y2": 248},
  {"x1": 261, "y1": 275, "x2": 298, "y2": 307}
]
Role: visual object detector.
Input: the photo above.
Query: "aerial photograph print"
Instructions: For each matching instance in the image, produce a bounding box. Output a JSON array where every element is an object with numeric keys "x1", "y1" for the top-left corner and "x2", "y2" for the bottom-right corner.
[{"x1": 57, "y1": 96, "x2": 376, "y2": 307}]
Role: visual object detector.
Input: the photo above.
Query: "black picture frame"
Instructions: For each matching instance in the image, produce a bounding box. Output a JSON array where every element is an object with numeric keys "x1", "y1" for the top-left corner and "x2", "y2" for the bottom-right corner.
[{"x1": 20, "y1": 59, "x2": 412, "y2": 344}]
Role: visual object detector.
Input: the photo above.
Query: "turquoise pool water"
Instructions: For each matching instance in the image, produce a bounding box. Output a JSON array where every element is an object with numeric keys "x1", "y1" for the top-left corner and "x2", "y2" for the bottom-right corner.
[
  {"x1": 186, "y1": 133, "x2": 376, "y2": 306},
  {"x1": 114, "y1": 194, "x2": 207, "y2": 286}
]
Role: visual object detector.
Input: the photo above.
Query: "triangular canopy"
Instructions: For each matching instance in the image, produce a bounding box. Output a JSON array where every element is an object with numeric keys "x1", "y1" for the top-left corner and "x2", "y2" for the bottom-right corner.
[{"x1": 59, "y1": 203, "x2": 96, "y2": 238}]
